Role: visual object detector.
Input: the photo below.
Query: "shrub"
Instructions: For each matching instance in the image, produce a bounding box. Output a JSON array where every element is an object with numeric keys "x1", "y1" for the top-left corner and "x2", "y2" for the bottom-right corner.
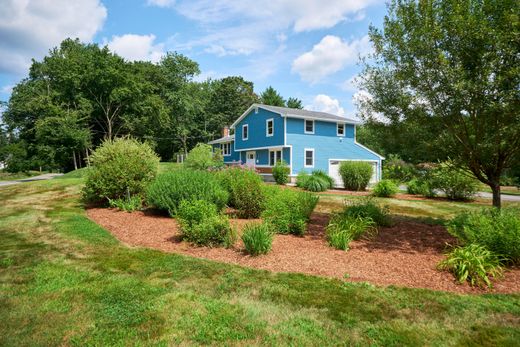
[
  {"x1": 447, "y1": 207, "x2": 520, "y2": 263},
  {"x1": 303, "y1": 175, "x2": 329, "y2": 192},
  {"x1": 372, "y1": 179, "x2": 399, "y2": 197},
  {"x1": 311, "y1": 170, "x2": 335, "y2": 189},
  {"x1": 339, "y1": 161, "x2": 373, "y2": 191},
  {"x1": 382, "y1": 154, "x2": 417, "y2": 182},
  {"x1": 407, "y1": 178, "x2": 428, "y2": 195},
  {"x1": 326, "y1": 215, "x2": 376, "y2": 250},
  {"x1": 108, "y1": 196, "x2": 142, "y2": 212},
  {"x1": 342, "y1": 199, "x2": 392, "y2": 227},
  {"x1": 241, "y1": 223, "x2": 273, "y2": 256},
  {"x1": 295, "y1": 171, "x2": 310, "y2": 188},
  {"x1": 177, "y1": 200, "x2": 236, "y2": 247},
  {"x1": 433, "y1": 164, "x2": 478, "y2": 201},
  {"x1": 217, "y1": 166, "x2": 265, "y2": 218},
  {"x1": 272, "y1": 160, "x2": 290, "y2": 185},
  {"x1": 83, "y1": 138, "x2": 159, "y2": 203},
  {"x1": 437, "y1": 244, "x2": 503, "y2": 288},
  {"x1": 184, "y1": 143, "x2": 223, "y2": 170},
  {"x1": 146, "y1": 169, "x2": 228, "y2": 215},
  {"x1": 262, "y1": 186, "x2": 319, "y2": 235}
]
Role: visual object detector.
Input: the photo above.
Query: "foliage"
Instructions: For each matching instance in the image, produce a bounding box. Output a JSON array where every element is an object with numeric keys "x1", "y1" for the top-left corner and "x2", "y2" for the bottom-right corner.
[
  {"x1": 146, "y1": 169, "x2": 228, "y2": 215},
  {"x1": 311, "y1": 170, "x2": 334, "y2": 189},
  {"x1": 108, "y1": 196, "x2": 142, "y2": 212},
  {"x1": 326, "y1": 214, "x2": 376, "y2": 250},
  {"x1": 432, "y1": 164, "x2": 479, "y2": 201},
  {"x1": 338, "y1": 161, "x2": 373, "y2": 191},
  {"x1": 372, "y1": 179, "x2": 399, "y2": 197},
  {"x1": 272, "y1": 160, "x2": 290, "y2": 185},
  {"x1": 382, "y1": 154, "x2": 416, "y2": 182},
  {"x1": 342, "y1": 199, "x2": 392, "y2": 227},
  {"x1": 406, "y1": 178, "x2": 430, "y2": 196},
  {"x1": 184, "y1": 143, "x2": 223, "y2": 170},
  {"x1": 361, "y1": 0, "x2": 520, "y2": 207},
  {"x1": 295, "y1": 171, "x2": 310, "y2": 188},
  {"x1": 82, "y1": 138, "x2": 159, "y2": 203},
  {"x1": 447, "y1": 207, "x2": 520, "y2": 263},
  {"x1": 286, "y1": 97, "x2": 303, "y2": 109},
  {"x1": 260, "y1": 86, "x2": 285, "y2": 106},
  {"x1": 438, "y1": 244, "x2": 503, "y2": 288},
  {"x1": 262, "y1": 186, "x2": 319, "y2": 235},
  {"x1": 176, "y1": 200, "x2": 235, "y2": 247},
  {"x1": 241, "y1": 223, "x2": 273, "y2": 256},
  {"x1": 296, "y1": 170, "x2": 334, "y2": 192},
  {"x1": 216, "y1": 166, "x2": 265, "y2": 218}
]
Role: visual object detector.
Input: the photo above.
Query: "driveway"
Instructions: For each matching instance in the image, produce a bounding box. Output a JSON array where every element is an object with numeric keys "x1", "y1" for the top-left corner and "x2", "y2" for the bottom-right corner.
[
  {"x1": 477, "y1": 191, "x2": 520, "y2": 202},
  {"x1": 0, "y1": 173, "x2": 64, "y2": 187}
]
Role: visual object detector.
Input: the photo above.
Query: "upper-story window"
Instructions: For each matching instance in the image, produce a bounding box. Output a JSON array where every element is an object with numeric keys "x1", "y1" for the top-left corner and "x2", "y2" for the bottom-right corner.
[
  {"x1": 242, "y1": 124, "x2": 248, "y2": 140},
  {"x1": 221, "y1": 142, "x2": 231, "y2": 156},
  {"x1": 304, "y1": 119, "x2": 314, "y2": 134},
  {"x1": 266, "y1": 118, "x2": 274, "y2": 137},
  {"x1": 337, "y1": 123, "x2": 345, "y2": 136}
]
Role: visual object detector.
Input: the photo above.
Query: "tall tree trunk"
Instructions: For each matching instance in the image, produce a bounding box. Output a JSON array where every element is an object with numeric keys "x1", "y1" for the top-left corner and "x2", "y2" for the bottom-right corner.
[
  {"x1": 85, "y1": 148, "x2": 90, "y2": 167},
  {"x1": 72, "y1": 150, "x2": 78, "y2": 170},
  {"x1": 490, "y1": 182, "x2": 501, "y2": 209}
]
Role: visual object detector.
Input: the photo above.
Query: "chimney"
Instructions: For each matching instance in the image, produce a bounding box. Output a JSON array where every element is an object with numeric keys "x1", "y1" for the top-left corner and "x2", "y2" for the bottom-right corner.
[{"x1": 222, "y1": 126, "x2": 230, "y2": 137}]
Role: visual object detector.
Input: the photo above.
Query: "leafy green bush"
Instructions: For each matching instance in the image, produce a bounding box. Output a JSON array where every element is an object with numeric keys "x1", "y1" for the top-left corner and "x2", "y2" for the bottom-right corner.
[
  {"x1": 447, "y1": 207, "x2": 520, "y2": 263},
  {"x1": 407, "y1": 178, "x2": 429, "y2": 195},
  {"x1": 217, "y1": 166, "x2": 265, "y2": 218},
  {"x1": 382, "y1": 154, "x2": 416, "y2": 182},
  {"x1": 438, "y1": 244, "x2": 503, "y2": 288},
  {"x1": 262, "y1": 186, "x2": 319, "y2": 235},
  {"x1": 339, "y1": 161, "x2": 373, "y2": 191},
  {"x1": 272, "y1": 160, "x2": 290, "y2": 185},
  {"x1": 241, "y1": 223, "x2": 273, "y2": 256},
  {"x1": 177, "y1": 199, "x2": 236, "y2": 247},
  {"x1": 184, "y1": 143, "x2": 223, "y2": 170},
  {"x1": 83, "y1": 138, "x2": 159, "y2": 203},
  {"x1": 372, "y1": 179, "x2": 399, "y2": 197},
  {"x1": 296, "y1": 170, "x2": 333, "y2": 192},
  {"x1": 342, "y1": 199, "x2": 392, "y2": 227},
  {"x1": 295, "y1": 171, "x2": 310, "y2": 188},
  {"x1": 311, "y1": 170, "x2": 334, "y2": 189},
  {"x1": 433, "y1": 165, "x2": 478, "y2": 201},
  {"x1": 108, "y1": 196, "x2": 142, "y2": 212},
  {"x1": 146, "y1": 169, "x2": 228, "y2": 215},
  {"x1": 326, "y1": 215, "x2": 376, "y2": 250}
]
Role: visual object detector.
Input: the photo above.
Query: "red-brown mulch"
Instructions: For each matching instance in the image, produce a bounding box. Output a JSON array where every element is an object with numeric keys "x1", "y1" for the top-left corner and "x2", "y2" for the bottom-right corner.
[{"x1": 86, "y1": 208, "x2": 520, "y2": 294}]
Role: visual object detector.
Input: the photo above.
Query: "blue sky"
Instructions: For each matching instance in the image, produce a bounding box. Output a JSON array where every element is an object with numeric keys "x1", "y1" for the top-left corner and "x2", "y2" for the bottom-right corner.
[{"x1": 0, "y1": 0, "x2": 387, "y2": 118}]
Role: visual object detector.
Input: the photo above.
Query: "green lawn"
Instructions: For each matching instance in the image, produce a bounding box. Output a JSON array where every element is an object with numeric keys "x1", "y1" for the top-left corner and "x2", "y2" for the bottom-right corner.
[
  {"x1": 1, "y1": 178, "x2": 519, "y2": 346},
  {"x1": 0, "y1": 170, "x2": 47, "y2": 181}
]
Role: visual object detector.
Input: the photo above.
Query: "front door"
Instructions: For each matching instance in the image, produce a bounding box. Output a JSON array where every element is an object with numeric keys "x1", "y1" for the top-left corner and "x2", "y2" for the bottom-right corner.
[{"x1": 246, "y1": 151, "x2": 256, "y2": 167}]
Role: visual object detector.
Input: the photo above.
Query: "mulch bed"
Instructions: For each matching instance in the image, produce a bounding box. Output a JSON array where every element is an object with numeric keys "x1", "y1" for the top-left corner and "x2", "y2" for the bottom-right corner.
[{"x1": 87, "y1": 208, "x2": 520, "y2": 294}]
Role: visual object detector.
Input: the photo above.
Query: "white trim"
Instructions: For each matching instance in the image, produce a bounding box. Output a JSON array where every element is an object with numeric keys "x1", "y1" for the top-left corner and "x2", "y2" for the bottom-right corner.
[
  {"x1": 221, "y1": 142, "x2": 231, "y2": 156},
  {"x1": 266, "y1": 118, "x2": 274, "y2": 137},
  {"x1": 288, "y1": 145, "x2": 293, "y2": 175},
  {"x1": 242, "y1": 124, "x2": 249, "y2": 141},
  {"x1": 304, "y1": 148, "x2": 314, "y2": 168},
  {"x1": 337, "y1": 123, "x2": 345, "y2": 137},
  {"x1": 235, "y1": 144, "x2": 286, "y2": 151},
  {"x1": 268, "y1": 148, "x2": 282, "y2": 166},
  {"x1": 304, "y1": 119, "x2": 314, "y2": 134},
  {"x1": 283, "y1": 117, "x2": 287, "y2": 146},
  {"x1": 353, "y1": 141, "x2": 385, "y2": 160},
  {"x1": 283, "y1": 113, "x2": 360, "y2": 125},
  {"x1": 246, "y1": 151, "x2": 256, "y2": 166},
  {"x1": 231, "y1": 104, "x2": 257, "y2": 128}
]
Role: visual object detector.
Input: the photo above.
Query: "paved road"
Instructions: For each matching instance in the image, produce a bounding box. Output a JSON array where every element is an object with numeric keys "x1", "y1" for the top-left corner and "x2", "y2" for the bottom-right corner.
[
  {"x1": 0, "y1": 173, "x2": 64, "y2": 187},
  {"x1": 477, "y1": 191, "x2": 520, "y2": 202}
]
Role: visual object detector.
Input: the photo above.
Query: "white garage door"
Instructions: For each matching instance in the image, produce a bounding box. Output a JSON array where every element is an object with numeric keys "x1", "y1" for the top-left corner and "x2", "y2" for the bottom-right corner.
[{"x1": 328, "y1": 160, "x2": 377, "y2": 188}]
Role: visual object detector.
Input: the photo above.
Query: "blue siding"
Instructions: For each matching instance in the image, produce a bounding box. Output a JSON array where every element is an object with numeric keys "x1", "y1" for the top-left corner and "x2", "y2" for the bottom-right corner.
[
  {"x1": 212, "y1": 142, "x2": 240, "y2": 163},
  {"x1": 234, "y1": 108, "x2": 285, "y2": 150},
  {"x1": 286, "y1": 118, "x2": 381, "y2": 176}
]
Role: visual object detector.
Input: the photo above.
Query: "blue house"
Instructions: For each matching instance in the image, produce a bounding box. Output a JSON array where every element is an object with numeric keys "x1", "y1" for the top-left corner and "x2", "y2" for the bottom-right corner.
[{"x1": 209, "y1": 104, "x2": 384, "y2": 187}]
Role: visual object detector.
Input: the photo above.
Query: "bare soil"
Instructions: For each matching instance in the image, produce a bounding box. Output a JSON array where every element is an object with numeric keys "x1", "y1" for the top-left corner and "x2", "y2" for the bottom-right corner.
[{"x1": 87, "y1": 208, "x2": 520, "y2": 294}]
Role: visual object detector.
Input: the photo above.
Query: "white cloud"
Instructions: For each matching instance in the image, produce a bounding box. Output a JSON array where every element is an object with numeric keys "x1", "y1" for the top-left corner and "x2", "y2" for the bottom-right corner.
[
  {"x1": 341, "y1": 75, "x2": 361, "y2": 92},
  {"x1": 305, "y1": 94, "x2": 345, "y2": 116},
  {"x1": 0, "y1": 0, "x2": 107, "y2": 75},
  {"x1": 146, "y1": 0, "x2": 175, "y2": 7},
  {"x1": 105, "y1": 34, "x2": 165, "y2": 62},
  {"x1": 0, "y1": 85, "x2": 13, "y2": 94},
  {"x1": 292, "y1": 35, "x2": 372, "y2": 83}
]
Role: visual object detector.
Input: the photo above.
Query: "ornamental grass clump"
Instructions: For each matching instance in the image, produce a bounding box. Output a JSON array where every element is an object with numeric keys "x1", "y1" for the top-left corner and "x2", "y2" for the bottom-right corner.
[
  {"x1": 339, "y1": 161, "x2": 373, "y2": 191},
  {"x1": 241, "y1": 223, "x2": 273, "y2": 256},
  {"x1": 296, "y1": 170, "x2": 334, "y2": 192},
  {"x1": 326, "y1": 214, "x2": 376, "y2": 251}
]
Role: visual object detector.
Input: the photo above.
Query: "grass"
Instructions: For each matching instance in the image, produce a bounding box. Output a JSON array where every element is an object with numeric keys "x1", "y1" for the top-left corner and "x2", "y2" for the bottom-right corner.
[
  {"x1": 0, "y1": 170, "x2": 47, "y2": 181},
  {"x1": 1, "y1": 178, "x2": 520, "y2": 345}
]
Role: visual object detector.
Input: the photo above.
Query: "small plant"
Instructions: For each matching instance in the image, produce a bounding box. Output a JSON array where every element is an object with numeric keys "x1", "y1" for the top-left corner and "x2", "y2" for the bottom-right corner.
[
  {"x1": 241, "y1": 223, "x2": 273, "y2": 256},
  {"x1": 272, "y1": 160, "x2": 290, "y2": 185},
  {"x1": 184, "y1": 143, "x2": 223, "y2": 170},
  {"x1": 108, "y1": 195, "x2": 142, "y2": 212},
  {"x1": 311, "y1": 170, "x2": 335, "y2": 189},
  {"x1": 339, "y1": 161, "x2": 373, "y2": 191},
  {"x1": 438, "y1": 244, "x2": 503, "y2": 288},
  {"x1": 372, "y1": 179, "x2": 399, "y2": 197},
  {"x1": 176, "y1": 199, "x2": 218, "y2": 225},
  {"x1": 326, "y1": 215, "x2": 376, "y2": 250},
  {"x1": 304, "y1": 175, "x2": 329, "y2": 192},
  {"x1": 342, "y1": 199, "x2": 392, "y2": 227}
]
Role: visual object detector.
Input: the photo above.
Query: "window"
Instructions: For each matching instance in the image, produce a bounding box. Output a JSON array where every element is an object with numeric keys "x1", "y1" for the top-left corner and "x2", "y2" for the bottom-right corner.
[
  {"x1": 266, "y1": 118, "x2": 274, "y2": 137},
  {"x1": 269, "y1": 150, "x2": 282, "y2": 166},
  {"x1": 304, "y1": 119, "x2": 314, "y2": 134},
  {"x1": 242, "y1": 124, "x2": 248, "y2": 140},
  {"x1": 337, "y1": 123, "x2": 345, "y2": 136},
  {"x1": 304, "y1": 149, "x2": 314, "y2": 168},
  {"x1": 221, "y1": 142, "x2": 231, "y2": 156}
]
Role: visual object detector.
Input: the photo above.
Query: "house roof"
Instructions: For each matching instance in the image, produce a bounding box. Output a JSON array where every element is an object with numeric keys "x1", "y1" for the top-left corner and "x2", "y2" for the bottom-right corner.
[
  {"x1": 230, "y1": 103, "x2": 360, "y2": 128},
  {"x1": 208, "y1": 134, "x2": 234, "y2": 145}
]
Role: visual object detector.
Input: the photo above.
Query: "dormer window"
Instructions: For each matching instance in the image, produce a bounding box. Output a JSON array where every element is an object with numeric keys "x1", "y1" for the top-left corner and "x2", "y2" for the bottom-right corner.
[
  {"x1": 266, "y1": 118, "x2": 274, "y2": 137},
  {"x1": 242, "y1": 124, "x2": 248, "y2": 140},
  {"x1": 337, "y1": 123, "x2": 345, "y2": 136},
  {"x1": 304, "y1": 119, "x2": 314, "y2": 134}
]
